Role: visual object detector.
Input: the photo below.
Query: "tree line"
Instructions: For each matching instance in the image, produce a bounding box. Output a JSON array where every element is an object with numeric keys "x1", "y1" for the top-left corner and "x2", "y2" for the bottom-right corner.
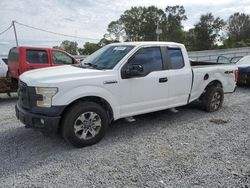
[{"x1": 55, "y1": 5, "x2": 250, "y2": 55}]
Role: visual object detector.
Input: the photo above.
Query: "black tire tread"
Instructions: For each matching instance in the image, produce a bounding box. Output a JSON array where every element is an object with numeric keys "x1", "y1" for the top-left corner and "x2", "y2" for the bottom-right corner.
[
  {"x1": 201, "y1": 85, "x2": 224, "y2": 112},
  {"x1": 61, "y1": 101, "x2": 109, "y2": 148}
]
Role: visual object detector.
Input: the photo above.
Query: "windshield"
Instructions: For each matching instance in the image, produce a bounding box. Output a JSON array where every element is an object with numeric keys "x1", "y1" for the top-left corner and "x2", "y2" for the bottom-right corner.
[{"x1": 81, "y1": 45, "x2": 134, "y2": 69}]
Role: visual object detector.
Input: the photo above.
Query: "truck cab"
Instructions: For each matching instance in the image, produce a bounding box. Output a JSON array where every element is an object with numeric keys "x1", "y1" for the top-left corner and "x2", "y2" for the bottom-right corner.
[{"x1": 8, "y1": 46, "x2": 78, "y2": 81}]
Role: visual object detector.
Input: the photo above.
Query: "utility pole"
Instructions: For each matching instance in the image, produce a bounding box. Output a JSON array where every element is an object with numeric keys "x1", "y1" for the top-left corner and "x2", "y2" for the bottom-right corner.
[
  {"x1": 156, "y1": 22, "x2": 162, "y2": 41},
  {"x1": 75, "y1": 30, "x2": 78, "y2": 55},
  {"x1": 12, "y1": 20, "x2": 18, "y2": 46}
]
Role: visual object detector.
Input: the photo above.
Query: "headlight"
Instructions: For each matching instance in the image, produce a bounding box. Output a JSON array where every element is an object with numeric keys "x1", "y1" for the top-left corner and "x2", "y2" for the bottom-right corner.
[{"x1": 35, "y1": 87, "x2": 58, "y2": 108}]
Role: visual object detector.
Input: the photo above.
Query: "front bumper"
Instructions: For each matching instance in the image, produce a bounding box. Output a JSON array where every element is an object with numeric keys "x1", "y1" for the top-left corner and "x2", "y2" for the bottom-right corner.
[{"x1": 15, "y1": 103, "x2": 61, "y2": 132}]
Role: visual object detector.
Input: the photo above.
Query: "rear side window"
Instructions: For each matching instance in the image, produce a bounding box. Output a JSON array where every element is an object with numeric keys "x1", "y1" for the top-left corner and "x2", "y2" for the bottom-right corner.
[
  {"x1": 26, "y1": 50, "x2": 48, "y2": 64},
  {"x1": 8, "y1": 48, "x2": 19, "y2": 62},
  {"x1": 52, "y1": 51, "x2": 73, "y2": 64},
  {"x1": 167, "y1": 48, "x2": 185, "y2": 69},
  {"x1": 129, "y1": 47, "x2": 163, "y2": 75}
]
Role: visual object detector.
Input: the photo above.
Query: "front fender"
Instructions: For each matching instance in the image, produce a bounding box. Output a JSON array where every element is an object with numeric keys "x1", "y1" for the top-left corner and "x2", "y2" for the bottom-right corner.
[{"x1": 52, "y1": 85, "x2": 120, "y2": 120}]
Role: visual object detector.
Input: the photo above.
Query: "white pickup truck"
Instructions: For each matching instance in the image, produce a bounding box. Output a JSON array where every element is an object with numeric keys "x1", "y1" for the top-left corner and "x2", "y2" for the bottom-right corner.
[{"x1": 16, "y1": 42, "x2": 238, "y2": 147}]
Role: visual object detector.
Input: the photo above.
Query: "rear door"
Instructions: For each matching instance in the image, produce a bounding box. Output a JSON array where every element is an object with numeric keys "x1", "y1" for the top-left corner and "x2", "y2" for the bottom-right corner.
[
  {"x1": 164, "y1": 47, "x2": 192, "y2": 106},
  {"x1": 25, "y1": 49, "x2": 51, "y2": 71},
  {"x1": 51, "y1": 50, "x2": 75, "y2": 66}
]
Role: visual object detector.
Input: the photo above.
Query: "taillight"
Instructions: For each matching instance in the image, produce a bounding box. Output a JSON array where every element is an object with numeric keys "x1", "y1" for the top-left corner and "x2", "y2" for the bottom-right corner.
[{"x1": 234, "y1": 67, "x2": 239, "y2": 82}]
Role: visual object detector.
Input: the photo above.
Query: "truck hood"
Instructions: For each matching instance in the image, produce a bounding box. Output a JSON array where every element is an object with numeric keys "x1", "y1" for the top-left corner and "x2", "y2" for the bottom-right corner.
[{"x1": 20, "y1": 65, "x2": 113, "y2": 87}]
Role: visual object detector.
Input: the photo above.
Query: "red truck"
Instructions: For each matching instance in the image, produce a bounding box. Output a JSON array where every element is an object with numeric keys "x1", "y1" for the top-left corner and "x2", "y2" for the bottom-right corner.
[
  {"x1": 8, "y1": 46, "x2": 78, "y2": 80},
  {"x1": 0, "y1": 46, "x2": 78, "y2": 93}
]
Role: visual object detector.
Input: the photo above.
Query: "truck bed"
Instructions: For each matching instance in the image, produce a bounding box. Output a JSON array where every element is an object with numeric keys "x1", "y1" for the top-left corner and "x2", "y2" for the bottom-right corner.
[{"x1": 189, "y1": 62, "x2": 236, "y2": 103}]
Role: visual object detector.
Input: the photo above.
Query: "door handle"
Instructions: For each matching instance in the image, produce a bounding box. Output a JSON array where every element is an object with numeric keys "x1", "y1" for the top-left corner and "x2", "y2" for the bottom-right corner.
[{"x1": 159, "y1": 77, "x2": 168, "y2": 83}]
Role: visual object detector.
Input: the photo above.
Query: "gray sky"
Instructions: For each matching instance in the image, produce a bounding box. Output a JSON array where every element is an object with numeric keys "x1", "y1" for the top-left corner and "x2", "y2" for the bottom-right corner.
[{"x1": 0, "y1": 0, "x2": 250, "y2": 54}]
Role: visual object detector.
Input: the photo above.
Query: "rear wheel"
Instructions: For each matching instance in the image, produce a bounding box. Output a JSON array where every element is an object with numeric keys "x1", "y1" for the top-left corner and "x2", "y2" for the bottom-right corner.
[
  {"x1": 201, "y1": 85, "x2": 224, "y2": 112},
  {"x1": 62, "y1": 101, "x2": 109, "y2": 148}
]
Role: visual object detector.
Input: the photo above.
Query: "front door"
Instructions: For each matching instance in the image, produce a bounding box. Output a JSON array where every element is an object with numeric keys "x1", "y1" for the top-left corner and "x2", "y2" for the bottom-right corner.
[{"x1": 118, "y1": 47, "x2": 171, "y2": 118}]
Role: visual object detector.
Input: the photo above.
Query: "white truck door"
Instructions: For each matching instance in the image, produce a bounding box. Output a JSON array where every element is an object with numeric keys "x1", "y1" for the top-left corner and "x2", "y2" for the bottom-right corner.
[
  {"x1": 165, "y1": 48, "x2": 192, "y2": 106},
  {"x1": 118, "y1": 47, "x2": 171, "y2": 118}
]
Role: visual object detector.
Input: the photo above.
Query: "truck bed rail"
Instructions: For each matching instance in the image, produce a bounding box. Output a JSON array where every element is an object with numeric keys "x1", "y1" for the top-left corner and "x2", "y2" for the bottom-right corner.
[{"x1": 190, "y1": 61, "x2": 226, "y2": 66}]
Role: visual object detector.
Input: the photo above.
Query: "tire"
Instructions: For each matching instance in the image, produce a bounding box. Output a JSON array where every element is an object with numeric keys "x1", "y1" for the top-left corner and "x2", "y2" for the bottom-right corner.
[
  {"x1": 61, "y1": 101, "x2": 109, "y2": 148},
  {"x1": 201, "y1": 85, "x2": 224, "y2": 112}
]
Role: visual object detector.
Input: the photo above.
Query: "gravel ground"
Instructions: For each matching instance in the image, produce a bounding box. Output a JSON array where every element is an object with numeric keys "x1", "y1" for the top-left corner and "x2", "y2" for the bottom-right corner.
[{"x1": 0, "y1": 87, "x2": 249, "y2": 188}]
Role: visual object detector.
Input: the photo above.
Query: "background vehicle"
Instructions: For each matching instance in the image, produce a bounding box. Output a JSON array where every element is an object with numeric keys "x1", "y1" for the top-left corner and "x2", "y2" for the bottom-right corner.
[
  {"x1": 8, "y1": 46, "x2": 79, "y2": 81},
  {"x1": 0, "y1": 58, "x2": 8, "y2": 77},
  {"x1": 16, "y1": 42, "x2": 237, "y2": 147},
  {"x1": 216, "y1": 55, "x2": 250, "y2": 85},
  {"x1": 236, "y1": 55, "x2": 250, "y2": 85},
  {"x1": 0, "y1": 46, "x2": 78, "y2": 94},
  {"x1": 0, "y1": 58, "x2": 15, "y2": 94},
  {"x1": 217, "y1": 55, "x2": 243, "y2": 64}
]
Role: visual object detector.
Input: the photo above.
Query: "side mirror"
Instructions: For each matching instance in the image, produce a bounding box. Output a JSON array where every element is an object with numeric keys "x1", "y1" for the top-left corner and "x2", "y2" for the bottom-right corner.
[{"x1": 125, "y1": 64, "x2": 144, "y2": 78}]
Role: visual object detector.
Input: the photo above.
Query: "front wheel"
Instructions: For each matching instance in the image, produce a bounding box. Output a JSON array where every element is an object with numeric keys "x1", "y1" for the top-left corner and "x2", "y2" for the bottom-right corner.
[
  {"x1": 201, "y1": 86, "x2": 224, "y2": 112},
  {"x1": 62, "y1": 101, "x2": 109, "y2": 148}
]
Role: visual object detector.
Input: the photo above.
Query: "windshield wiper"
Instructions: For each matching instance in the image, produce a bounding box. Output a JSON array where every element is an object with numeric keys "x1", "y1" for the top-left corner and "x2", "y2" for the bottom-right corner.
[
  {"x1": 72, "y1": 64, "x2": 83, "y2": 68},
  {"x1": 83, "y1": 63, "x2": 104, "y2": 70},
  {"x1": 84, "y1": 63, "x2": 98, "y2": 68}
]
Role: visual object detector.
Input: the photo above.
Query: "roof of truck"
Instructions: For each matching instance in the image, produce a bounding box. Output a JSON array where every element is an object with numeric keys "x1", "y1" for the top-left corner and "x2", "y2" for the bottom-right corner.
[{"x1": 109, "y1": 41, "x2": 183, "y2": 47}]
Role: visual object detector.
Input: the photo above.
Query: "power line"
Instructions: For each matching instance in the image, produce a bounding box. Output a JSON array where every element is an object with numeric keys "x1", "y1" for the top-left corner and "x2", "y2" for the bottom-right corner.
[
  {"x1": 14, "y1": 21, "x2": 99, "y2": 41},
  {"x1": 0, "y1": 24, "x2": 13, "y2": 36}
]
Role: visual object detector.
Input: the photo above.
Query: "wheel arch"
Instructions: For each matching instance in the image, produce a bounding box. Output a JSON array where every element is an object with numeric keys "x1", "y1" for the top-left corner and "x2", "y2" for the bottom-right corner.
[
  {"x1": 60, "y1": 95, "x2": 114, "y2": 129},
  {"x1": 200, "y1": 80, "x2": 223, "y2": 100},
  {"x1": 205, "y1": 80, "x2": 223, "y2": 90}
]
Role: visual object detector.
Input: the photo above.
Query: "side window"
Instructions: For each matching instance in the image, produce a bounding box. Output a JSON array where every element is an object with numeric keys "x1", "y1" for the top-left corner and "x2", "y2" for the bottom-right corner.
[
  {"x1": 26, "y1": 50, "x2": 48, "y2": 64},
  {"x1": 52, "y1": 51, "x2": 73, "y2": 64},
  {"x1": 167, "y1": 48, "x2": 185, "y2": 69},
  {"x1": 128, "y1": 47, "x2": 163, "y2": 75},
  {"x1": 217, "y1": 56, "x2": 230, "y2": 64}
]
